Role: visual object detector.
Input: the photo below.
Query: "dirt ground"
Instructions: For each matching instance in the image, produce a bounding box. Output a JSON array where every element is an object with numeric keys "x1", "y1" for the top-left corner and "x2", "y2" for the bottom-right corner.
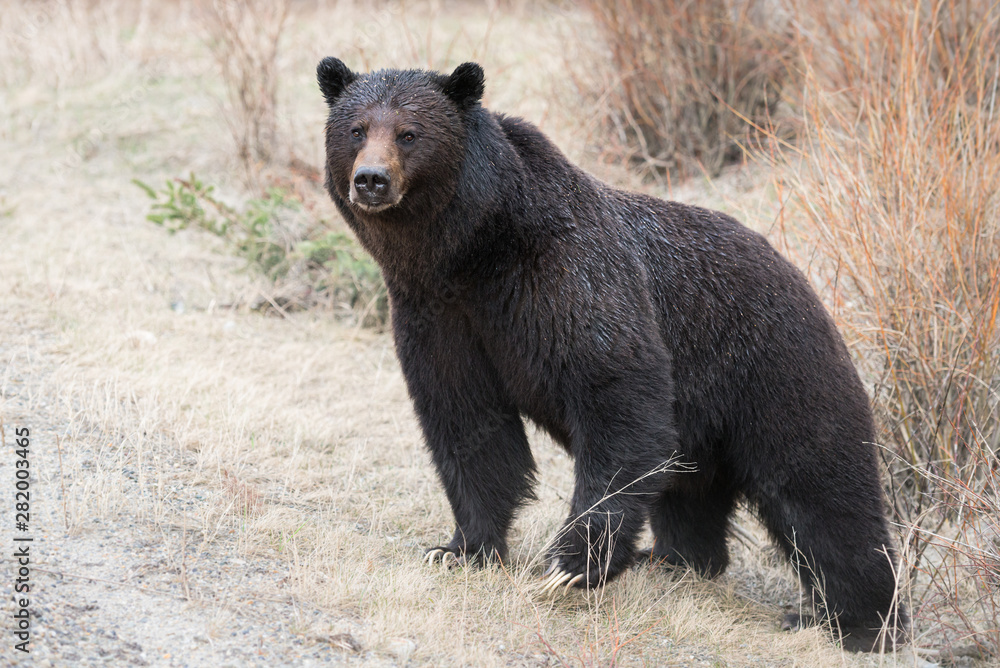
[{"x1": 0, "y1": 2, "x2": 944, "y2": 666}]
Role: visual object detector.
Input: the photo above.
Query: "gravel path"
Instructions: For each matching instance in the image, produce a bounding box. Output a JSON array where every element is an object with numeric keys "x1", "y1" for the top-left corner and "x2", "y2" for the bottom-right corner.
[{"x1": 1, "y1": 335, "x2": 396, "y2": 667}]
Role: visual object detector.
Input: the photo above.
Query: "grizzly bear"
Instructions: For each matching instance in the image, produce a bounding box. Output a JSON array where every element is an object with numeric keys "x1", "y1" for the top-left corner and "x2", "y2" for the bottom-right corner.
[{"x1": 317, "y1": 57, "x2": 907, "y2": 651}]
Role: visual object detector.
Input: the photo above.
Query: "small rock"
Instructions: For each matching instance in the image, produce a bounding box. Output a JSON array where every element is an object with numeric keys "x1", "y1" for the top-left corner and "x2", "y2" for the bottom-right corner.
[{"x1": 319, "y1": 632, "x2": 362, "y2": 652}]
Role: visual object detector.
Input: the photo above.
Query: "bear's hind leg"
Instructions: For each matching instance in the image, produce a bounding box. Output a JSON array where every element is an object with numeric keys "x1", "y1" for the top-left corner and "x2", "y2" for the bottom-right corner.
[
  {"x1": 643, "y1": 477, "x2": 736, "y2": 578},
  {"x1": 757, "y1": 491, "x2": 908, "y2": 652}
]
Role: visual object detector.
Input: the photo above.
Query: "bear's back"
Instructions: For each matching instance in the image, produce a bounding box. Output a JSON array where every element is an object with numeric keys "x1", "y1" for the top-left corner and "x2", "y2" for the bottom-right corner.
[{"x1": 492, "y1": 110, "x2": 852, "y2": 410}]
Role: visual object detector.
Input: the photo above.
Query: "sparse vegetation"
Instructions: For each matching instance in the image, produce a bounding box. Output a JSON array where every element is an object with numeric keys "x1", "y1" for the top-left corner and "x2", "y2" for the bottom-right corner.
[{"x1": 134, "y1": 174, "x2": 388, "y2": 325}]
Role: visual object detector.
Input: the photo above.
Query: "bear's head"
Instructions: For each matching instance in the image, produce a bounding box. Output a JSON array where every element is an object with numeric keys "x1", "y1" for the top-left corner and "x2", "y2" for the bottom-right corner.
[{"x1": 317, "y1": 58, "x2": 485, "y2": 218}]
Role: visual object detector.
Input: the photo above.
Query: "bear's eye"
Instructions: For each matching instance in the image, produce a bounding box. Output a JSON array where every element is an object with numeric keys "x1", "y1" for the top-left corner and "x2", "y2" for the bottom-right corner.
[
  {"x1": 350, "y1": 128, "x2": 363, "y2": 139},
  {"x1": 401, "y1": 131, "x2": 416, "y2": 143}
]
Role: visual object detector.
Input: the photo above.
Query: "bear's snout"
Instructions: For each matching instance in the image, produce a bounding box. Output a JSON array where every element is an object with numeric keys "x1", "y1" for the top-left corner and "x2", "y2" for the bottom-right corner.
[
  {"x1": 354, "y1": 166, "x2": 391, "y2": 197},
  {"x1": 348, "y1": 130, "x2": 405, "y2": 213},
  {"x1": 350, "y1": 164, "x2": 396, "y2": 210}
]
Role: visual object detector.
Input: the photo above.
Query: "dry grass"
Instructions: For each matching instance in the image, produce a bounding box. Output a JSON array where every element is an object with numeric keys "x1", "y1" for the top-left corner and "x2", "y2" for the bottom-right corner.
[{"x1": 0, "y1": 0, "x2": 972, "y2": 665}]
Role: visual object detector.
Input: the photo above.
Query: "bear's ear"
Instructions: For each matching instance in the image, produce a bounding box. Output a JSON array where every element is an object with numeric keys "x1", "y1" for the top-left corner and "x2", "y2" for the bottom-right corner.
[
  {"x1": 317, "y1": 57, "x2": 356, "y2": 107},
  {"x1": 443, "y1": 62, "x2": 485, "y2": 109}
]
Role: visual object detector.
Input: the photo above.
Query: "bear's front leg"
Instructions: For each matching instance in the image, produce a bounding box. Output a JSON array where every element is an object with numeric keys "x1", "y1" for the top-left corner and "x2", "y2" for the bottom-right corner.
[
  {"x1": 393, "y1": 298, "x2": 536, "y2": 568},
  {"x1": 542, "y1": 453, "x2": 664, "y2": 591},
  {"x1": 419, "y1": 398, "x2": 535, "y2": 567},
  {"x1": 542, "y1": 372, "x2": 677, "y2": 591}
]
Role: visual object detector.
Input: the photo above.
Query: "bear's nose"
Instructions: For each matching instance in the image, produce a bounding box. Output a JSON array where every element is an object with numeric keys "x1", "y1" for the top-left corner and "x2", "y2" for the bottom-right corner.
[{"x1": 353, "y1": 166, "x2": 390, "y2": 195}]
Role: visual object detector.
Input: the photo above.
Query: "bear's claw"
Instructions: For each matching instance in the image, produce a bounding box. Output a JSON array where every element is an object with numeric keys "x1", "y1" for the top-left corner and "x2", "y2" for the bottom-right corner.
[
  {"x1": 424, "y1": 547, "x2": 468, "y2": 569},
  {"x1": 425, "y1": 547, "x2": 465, "y2": 568},
  {"x1": 536, "y1": 560, "x2": 585, "y2": 596}
]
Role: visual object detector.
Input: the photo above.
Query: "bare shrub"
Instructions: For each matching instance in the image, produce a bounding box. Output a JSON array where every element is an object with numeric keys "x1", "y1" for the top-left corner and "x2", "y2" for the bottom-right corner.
[
  {"x1": 908, "y1": 435, "x2": 1000, "y2": 659},
  {"x1": 204, "y1": 0, "x2": 289, "y2": 177},
  {"x1": 772, "y1": 0, "x2": 1000, "y2": 654},
  {"x1": 577, "y1": 0, "x2": 791, "y2": 180},
  {"x1": 0, "y1": 0, "x2": 154, "y2": 86}
]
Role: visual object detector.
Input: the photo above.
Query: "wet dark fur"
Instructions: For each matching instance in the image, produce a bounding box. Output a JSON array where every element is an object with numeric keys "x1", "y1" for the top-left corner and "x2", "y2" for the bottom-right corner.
[{"x1": 318, "y1": 58, "x2": 907, "y2": 652}]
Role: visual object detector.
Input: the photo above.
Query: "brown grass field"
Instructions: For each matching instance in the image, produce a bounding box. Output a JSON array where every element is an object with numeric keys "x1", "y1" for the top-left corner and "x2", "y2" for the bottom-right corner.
[{"x1": 1, "y1": 1, "x2": 996, "y2": 666}]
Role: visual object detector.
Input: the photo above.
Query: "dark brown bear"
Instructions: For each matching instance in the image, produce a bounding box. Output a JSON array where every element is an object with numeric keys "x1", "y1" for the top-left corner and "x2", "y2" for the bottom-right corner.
[{"x1": 317, "y1": 57, "x2": 907, "y2": 652}]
